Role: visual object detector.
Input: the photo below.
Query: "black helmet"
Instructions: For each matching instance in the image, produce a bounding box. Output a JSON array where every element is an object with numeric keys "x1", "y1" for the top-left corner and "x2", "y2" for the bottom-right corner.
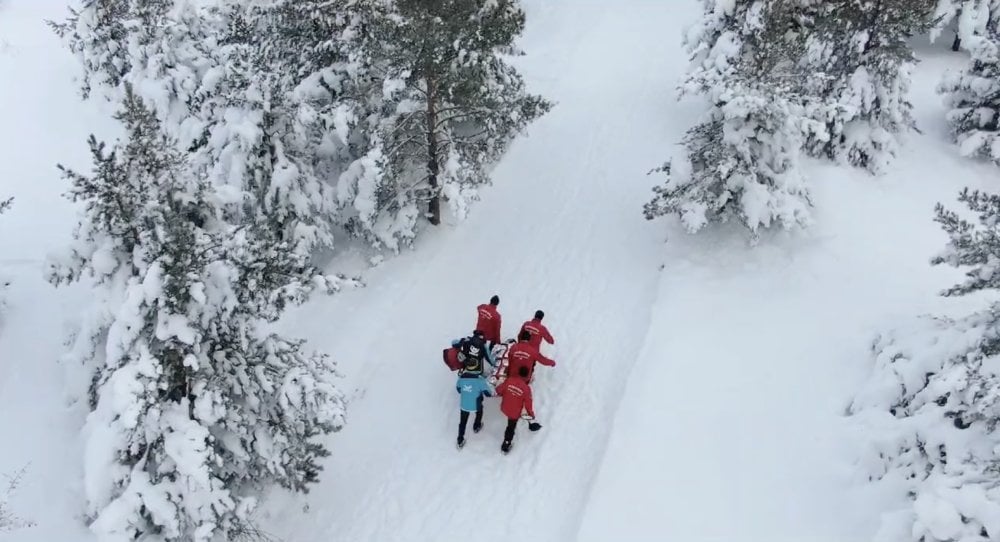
[{"x1": 463, "y1": 340, "x2": 482, "y2": 358}]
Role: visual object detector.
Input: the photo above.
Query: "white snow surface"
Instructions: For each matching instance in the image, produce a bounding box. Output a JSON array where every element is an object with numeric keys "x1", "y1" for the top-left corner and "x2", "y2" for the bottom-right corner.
[{"x1": 2, "y1": 1, "x2": 1000, "y2": 542}]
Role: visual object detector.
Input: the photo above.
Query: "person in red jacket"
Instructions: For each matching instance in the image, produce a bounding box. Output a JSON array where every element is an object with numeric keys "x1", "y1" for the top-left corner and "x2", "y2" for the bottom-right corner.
[
  {"x1": 507, "y1": 329, "x2": 555, "y2": 382},
  {"x1": 519, "y1": 310, "x2": 554, "y2": 350},
  {"x1": 495, "y1": 365, "x2": 540, "y2": 454},
  {"x1": 475, "y1": 295, "x2": 502, "y2": 347}
]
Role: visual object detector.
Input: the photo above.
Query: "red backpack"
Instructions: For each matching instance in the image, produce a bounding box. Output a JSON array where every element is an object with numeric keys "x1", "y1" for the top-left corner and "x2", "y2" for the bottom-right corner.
[{"x1": 442, "y1": 346, "x2": 461, "y2": 371}]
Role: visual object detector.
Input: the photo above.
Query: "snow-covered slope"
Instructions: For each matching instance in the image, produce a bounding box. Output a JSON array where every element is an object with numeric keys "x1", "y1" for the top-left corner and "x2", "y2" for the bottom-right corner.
[
  {"x1": 575, "y1": 43, "x2": 1000, "y2": 542},
  {"x1": 259, "y1": 2, "x2": 695, "y2": 541},
  {"x1": 1, "y1": 1, "x2": 998, "y2": 542},
  {"x1": 0, "y1": 2, "x2": 113, "y2": 540}
]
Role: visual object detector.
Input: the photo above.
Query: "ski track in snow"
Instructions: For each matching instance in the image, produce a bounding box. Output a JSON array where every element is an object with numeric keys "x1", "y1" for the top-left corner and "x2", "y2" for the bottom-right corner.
[{"x1": 263, "y1": 2, "x2": 691, "y2": 541}]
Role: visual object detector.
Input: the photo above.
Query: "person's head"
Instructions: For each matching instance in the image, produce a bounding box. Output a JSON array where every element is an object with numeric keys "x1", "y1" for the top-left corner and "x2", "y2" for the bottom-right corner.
[
  {"x1": 518, "y1": 330, "x2": 531, "y2": 342},
  {"x1": 517, "y1": 366, "x2": 530, "y2": 379},
  {"x1": 490, "y1": 295, "x2": 500, "y2": 306},
  {"x1": 534, "y1": 310, "x2": 544, "y2": 321},
  {"x1": 473, "y1": 329, "x2": 485, "y2": 339}
]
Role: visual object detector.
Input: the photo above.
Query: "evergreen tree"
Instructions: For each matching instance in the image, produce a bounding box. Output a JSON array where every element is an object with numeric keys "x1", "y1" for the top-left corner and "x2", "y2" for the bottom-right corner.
[
  {"x1": 939, "y1": 32, "x2": 1000, "y2": 164},
  {"x1": 350, "y1": 0, "x2": 551, "y2": 249},
  {"x1": 850, "y1": 188, "x2": 1000, "y2": 542},
  {"x1": 930, "y1": 0, "x2": 1000, "y2": 50},
  {"x1": 54, "y1": 0, "x2": 344, "y2": 260},
  {"x1": 49, "y1": 0, "x2": 134, "y2": 99},
  {"x1": 49, "y1": 89, "x2": 348, "y2": 541},
  {"x1": 646, "y1": 0, "x2": 819, "y2": 237},
  {"x1": 798, "y1": 0, "x2": 936, "y2": 173}
]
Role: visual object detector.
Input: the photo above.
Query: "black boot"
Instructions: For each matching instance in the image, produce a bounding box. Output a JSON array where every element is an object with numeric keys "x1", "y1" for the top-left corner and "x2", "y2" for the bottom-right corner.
[
  {"x1": 473, "y1": 421, "x2": 483, "y2": 433},
  {"x1": 501, "y1": 440, "x2": 512, "y2": 454},
  {"x1": 457, "y1": 436, "x2": 466, "y2": 449}
]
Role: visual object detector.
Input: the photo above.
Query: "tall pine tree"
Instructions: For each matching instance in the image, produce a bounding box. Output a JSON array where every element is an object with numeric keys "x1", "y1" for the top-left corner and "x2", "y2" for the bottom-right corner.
[
  {"x1": 646, "y1": 0, "x2": 820, "y2": 238},
  {"x1": 349, "y1": 0, "x2": 551, "y2": 249},
  {"x1": 798, "y1": 0, "x2": 936, "y2": 173},
  {"x1": 49, "y1": 88, "x2": 348, "y2": 541}
]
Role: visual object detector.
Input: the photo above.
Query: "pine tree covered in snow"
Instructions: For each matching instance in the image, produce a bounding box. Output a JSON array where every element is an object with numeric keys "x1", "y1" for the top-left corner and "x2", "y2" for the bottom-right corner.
[
  {"x1": 850, "y1": 188, "x2": 1000, "y2": 542},
  {"x1": 939, "y1": 31, "x2": 1000, "y2": 164},
  {"x1": 930, "y1": 0, "x2": 1000, "y2": 50},
  {"x1": 798, "y1": 0, "x2": 936, "y2": 173},
  {"x1": 54, "y1": 0, "x2": 345, "y2": 264},
  {"x1": 646, "y1": 0, "x2": 819, "y2": 237},
  {"x1": 49, "y1": 0, "x2": 134, "y2": 99},
  {"x1": 49, "y1": 89, "x2": 347, "y2": 541},
  {"x1": 350, "y1": 0, "x2": 551, "y2": 249}
]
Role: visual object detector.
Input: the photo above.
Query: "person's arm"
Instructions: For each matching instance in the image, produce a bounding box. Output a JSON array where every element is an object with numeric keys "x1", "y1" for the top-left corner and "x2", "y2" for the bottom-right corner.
[
  {"x1": 543, "y1": 326, "x2": 554, "y2": 344},
  {"x1": 537, "y1": 351, "x2": 556, "y2": 367}
]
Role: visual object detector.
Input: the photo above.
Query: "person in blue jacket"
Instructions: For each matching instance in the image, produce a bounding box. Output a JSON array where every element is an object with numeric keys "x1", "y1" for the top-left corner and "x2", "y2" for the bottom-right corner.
[{"x1": 456, "y1": 357, "x2": 494, "y2": 448}]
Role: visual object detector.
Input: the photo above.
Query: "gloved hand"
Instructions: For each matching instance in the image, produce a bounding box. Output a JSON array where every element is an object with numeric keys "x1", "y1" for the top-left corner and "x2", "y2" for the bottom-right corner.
[{"x1": 528, "y1": 421, "x2": 542, "y2": 432}]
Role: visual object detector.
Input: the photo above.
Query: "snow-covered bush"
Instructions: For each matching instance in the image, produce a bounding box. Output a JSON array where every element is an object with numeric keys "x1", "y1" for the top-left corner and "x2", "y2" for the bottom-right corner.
[
  {"x1": 647, "y1": 0, "x2": 818, "y2": 237},
  {"x1": 930, "y1": 0, "x2": 1000, "y2": 50},
  {"x1": 644, "y1": 83, "x2": 817, "y2": 237},
  {"x1": 940, "y1": 34, "x2": 1000, "y2": 164},
  {"x1": 49, "y1": 89, "x2": 348, "y2": 541},
  {"x1": 850, "y1": 188, "x2": 1000, "y2": 542},
  {"x1": 799, "y1": 0, "x2": 936, "y2": 173},
  {"x1": 0, "y1": 466, "x2": 35, "y2": 533}
]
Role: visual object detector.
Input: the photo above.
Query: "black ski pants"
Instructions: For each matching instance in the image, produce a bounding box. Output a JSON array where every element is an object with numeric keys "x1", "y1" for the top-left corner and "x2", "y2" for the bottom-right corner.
[
  {"x1": 458, "y1": 396, "x2": 484, "y2": 440},
  {"x1": 503, "y1": 417, "x2": 518, "y2": 444}
]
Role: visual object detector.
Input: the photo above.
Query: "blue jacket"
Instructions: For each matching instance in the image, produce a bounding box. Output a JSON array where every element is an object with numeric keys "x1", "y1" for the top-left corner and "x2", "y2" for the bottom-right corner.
[{"x1": 456, "y1": 374, "x2": 494, "y2": 412}]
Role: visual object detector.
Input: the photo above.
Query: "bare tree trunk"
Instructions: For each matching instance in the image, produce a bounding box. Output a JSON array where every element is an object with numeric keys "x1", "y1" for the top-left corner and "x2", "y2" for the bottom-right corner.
[
  {"x1": 425, "y1": 75, "x2": 441, "y2": 226},
  {"x1": 952, "y1": 33, "x2": 962, "y2": 52}
]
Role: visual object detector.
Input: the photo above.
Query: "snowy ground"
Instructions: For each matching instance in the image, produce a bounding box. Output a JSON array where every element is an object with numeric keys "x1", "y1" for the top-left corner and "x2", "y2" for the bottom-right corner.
[
  {"x1": 575, "y1": 40, "x2": 1000, "y2": 542},
  {"x1": 2, "y1": 1, "x2": 999, "y2": 541},
  {"x1": 0, "y1": 2, "x2": 112, "y2": 540}
]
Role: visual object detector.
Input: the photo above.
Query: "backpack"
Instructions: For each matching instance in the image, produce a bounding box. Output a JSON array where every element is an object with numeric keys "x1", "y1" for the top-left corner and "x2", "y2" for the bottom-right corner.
[{"x1": 442, "y1": 347, "x2": 462, "y2": 371}]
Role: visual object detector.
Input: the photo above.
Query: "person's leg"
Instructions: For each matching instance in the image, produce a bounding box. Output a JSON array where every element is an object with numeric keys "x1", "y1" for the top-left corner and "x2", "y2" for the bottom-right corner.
[
  {"x1": 458, "y1": 410, "x2": 470, "y2": 441},
  {"x1": 504, "y1": 417, "x2": 518, "y2": 443},
  {"x1": 474, "y1": 397, "x2": 484, "y2": 430}
]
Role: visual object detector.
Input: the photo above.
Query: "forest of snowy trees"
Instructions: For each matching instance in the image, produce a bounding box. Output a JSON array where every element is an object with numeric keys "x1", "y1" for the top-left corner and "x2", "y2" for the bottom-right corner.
[
  {"x1": 644, "y1": 1, "x2": 1000, "y2": 541},
  {"x1": 31, "y1": 0, "x2": 549, "y2": 539},
  {"x1": 7, "y1": 0, "x2": 1000, "y2": 539},
  {"x1": 644, "y1": 0, "x2": 1000, "y2": 239}
]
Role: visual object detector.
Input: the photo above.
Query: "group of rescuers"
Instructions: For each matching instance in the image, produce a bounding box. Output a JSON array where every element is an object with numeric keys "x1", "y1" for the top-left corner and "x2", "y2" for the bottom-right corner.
[{"x1": 446, "y1": 295, "x2": 556, "y2": 454}]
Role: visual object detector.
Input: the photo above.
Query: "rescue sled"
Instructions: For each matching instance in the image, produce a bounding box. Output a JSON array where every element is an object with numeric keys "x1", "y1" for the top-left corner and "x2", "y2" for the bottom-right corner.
[{"x1": 486, "y1": 338, "x2": 516, "y2": 386}]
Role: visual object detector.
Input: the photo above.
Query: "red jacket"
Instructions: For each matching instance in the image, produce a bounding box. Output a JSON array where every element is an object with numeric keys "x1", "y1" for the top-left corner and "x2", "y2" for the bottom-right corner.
[
  {"x1": 519, "y1": 319, "x2": 554, "y2": 349},
  {"x1": 476, "y1": 304, "x2": 502, "y2": 343},
  {"x1": 507, "y1": 341, "x2": 555, "y2": 379},
  {"x1": 496, "y1": 376, "x2": 534, "y2": 419}
]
